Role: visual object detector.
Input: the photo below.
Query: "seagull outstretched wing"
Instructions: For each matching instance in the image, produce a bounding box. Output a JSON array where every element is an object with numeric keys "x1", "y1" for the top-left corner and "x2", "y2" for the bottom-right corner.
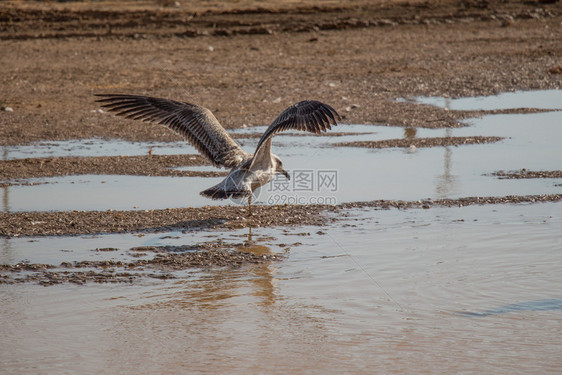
[
  {"x1": 252, "y1": 100, "x2": 341, "y2": 157},
  {"x1": 95, "y1": 94, "x2": 248, "y2": 168}
]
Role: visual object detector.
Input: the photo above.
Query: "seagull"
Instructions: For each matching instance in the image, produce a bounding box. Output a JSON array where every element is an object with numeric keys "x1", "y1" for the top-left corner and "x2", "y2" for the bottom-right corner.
[{"x1": 95, "y1": 94, "x2": 341, "y2": 216}]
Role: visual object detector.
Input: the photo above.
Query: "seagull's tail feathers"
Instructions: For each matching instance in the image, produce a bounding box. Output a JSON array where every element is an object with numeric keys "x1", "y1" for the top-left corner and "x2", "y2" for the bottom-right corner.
[
  {"x1": 200, "y1": 186, "x2": 251, "y2": 200},
  {"x1": 200, "y1": 185, "x2": 229, "y2": 200}
]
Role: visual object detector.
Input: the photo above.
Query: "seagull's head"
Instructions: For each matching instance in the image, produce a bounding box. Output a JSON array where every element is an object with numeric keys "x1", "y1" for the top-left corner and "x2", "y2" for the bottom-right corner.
[{"x1": 273, "y1": 155, "x2": 290, "y2": 180}]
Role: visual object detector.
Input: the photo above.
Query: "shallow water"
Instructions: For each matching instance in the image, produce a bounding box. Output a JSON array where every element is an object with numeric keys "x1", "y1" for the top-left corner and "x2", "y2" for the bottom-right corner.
[
  {"x1": 1, "y1": 202, "x2": 561, "y2": 374},
  {"x1": 1, "y1": 90, "x2": 562, "y2": 373},
  {"x1": 4, "y1": 174, "x2": 228, "y2": 211},
  {"x1": 2, "y1": 91, "x2": 562, "y2": 211},
  {"x1": 1, "y1": 139, "x2": 189, "y2": 160},
  {"x1": 410, "y1": 89, "x2": 562, "y2": 111}
]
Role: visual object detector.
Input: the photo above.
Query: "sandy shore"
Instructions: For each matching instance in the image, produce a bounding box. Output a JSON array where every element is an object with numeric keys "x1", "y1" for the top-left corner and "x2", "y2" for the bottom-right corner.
[
  {"x1": 1, "y1": 0, "x2": 561, "y2": 241},
  {"x1": 1, "y1": 0, "x2": 561, "y2": 145},
  {"x1": 1, "y1": 194, "x2": 560, "y2": 237}
]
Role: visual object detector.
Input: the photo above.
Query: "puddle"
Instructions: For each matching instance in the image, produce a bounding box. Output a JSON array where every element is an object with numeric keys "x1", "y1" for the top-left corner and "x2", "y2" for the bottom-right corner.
[
  {"x1": 2, "y1": 175, "x2": 227, "y2": 212},
  {"x1": 3, "y1": 114, "x2": 560, "y2": 211},
  {"x1": 2, "y1": 90, "x2": 561, "y2": 373},
  {"x1": 407, "y1": 89, "x2": 562, "y2": 111},
  {"x1": 1, "y1": 139, "x2": 189, "y2": 160},
  {"x1": 2, "y1": 90, "x2": 561, "y2": 212},
  {"x1": 0, "y1": 226, "x2": 275, "y2": 267},
  {"x1": 0, "y1": 126, "x2": 374, "y2": 161},
  {"x1": 1, "y1": 202, "x2": 561, "y2": 373}
]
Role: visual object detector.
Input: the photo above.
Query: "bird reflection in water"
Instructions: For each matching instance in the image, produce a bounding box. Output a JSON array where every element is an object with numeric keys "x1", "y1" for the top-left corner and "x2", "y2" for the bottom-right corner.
[{"x1": 235, "y1": 226, "x2": 282, "y2": 306}]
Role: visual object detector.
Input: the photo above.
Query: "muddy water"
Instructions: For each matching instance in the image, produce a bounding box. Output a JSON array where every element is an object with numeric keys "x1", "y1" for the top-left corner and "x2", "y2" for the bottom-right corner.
[
  {"x1": 1, "y1": 90, "x2": 562, "y2": 373},
  {"x1": 3, "y1": 110, "x2": 562, "y2": 211},
  {"x1": 1, "y1": 202, "x2": 561, "y2": 374},
  {"x1": 413, "y1": 89, "x2": 562, "y2": 111},
  {"x1": 1, "y1": 139, "x2": 189, "y2": 160}
]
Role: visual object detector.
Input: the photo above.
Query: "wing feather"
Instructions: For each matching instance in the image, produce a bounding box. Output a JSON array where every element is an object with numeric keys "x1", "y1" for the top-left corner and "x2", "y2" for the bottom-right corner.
[
  {"x1": 253, "y1": 100, "x2": 341, "y2": 155},
  {"x1": 96, "y1": 94, "x2": 248, "y2": 168}
]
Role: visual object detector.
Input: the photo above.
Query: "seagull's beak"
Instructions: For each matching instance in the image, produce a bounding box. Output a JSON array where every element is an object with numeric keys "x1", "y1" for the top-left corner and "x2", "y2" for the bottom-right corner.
[{"x1": 280, "y1": 169, "x2": 290, "y2": 180}]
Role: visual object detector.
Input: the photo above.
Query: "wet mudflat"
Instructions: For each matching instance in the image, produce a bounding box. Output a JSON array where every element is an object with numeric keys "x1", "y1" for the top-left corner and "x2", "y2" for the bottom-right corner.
[
  {"x1": 1, "y1": 202, "x2": 561, "y2": 373},
  {"x1": 2, "y1": 0, "x2": 561, "y2": 146},
  {"x1": 1, "y1": 88, "x2": 562, "y2": 374},
  {"x1": 334, "y1": 135, "x2": 504, "y2": 149},
  {"x1": 3, "y1": 95, "x2": 561, "y2": 212},
  {"x1": 1, "y1": 245, "x2": 285, "y2": 286},
  {"x1": 2, "y1": 1, "x2": 562, "y2": 372},
  {"x1": 492, "y1": 169, "x2": 562, "y2": 179},
  {"x1": 2, "y1": 91, "x2": 561, "y2": 371},
  {"x1": 0, "y1": 193, "x2": 559, "y2": 237}
]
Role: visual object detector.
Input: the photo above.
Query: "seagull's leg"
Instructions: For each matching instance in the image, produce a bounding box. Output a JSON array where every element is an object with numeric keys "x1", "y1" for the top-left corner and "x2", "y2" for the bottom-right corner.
[
  {"x1": 248, "y1": 196, "x2": 252, "y2": 217},
  {"x1": 247, "y1": 226, "x2": 253, "y2": 243}
]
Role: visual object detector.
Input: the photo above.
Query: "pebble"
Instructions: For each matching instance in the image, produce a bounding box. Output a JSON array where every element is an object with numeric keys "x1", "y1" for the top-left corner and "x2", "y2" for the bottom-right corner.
[{"x1": 2, "y1": 106, "x2": 13, "y2": 112}]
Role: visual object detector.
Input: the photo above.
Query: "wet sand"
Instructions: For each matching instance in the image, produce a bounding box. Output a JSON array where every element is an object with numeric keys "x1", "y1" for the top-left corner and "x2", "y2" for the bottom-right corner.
[
  {"x1": 0, "y1": 154, "x2": 222, "y2": 181},
  {"x1": 2, "y1": 4, "x2": 562, "y2": 373},
  {"x1": 1, "y1": 244, "x2": 285, "y2": 286},
  {"x1": 0, "y1": 136, "x2": 510, "y2": 181},
  {"x1": 2, "y1": 202, "x2": 560, "y2": 374},
  {"x1": 334, "y1": 135, "x2": 504, "y2": 149},
  {"x1": 1, "y1": 0, "x2": 562, "y2": 260},
  {"x1": 491, "y1": 169, "x2": 562, "y2": 179},
  {"x1": 1, "y1": 194, "x2": 560, "y2": 286},
  {"x1": 1, "y1": 194, "x2": 560, "y2": 237},
  {"x1": 2, "y1": 0, "x2": 561, "y2": 145}
]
